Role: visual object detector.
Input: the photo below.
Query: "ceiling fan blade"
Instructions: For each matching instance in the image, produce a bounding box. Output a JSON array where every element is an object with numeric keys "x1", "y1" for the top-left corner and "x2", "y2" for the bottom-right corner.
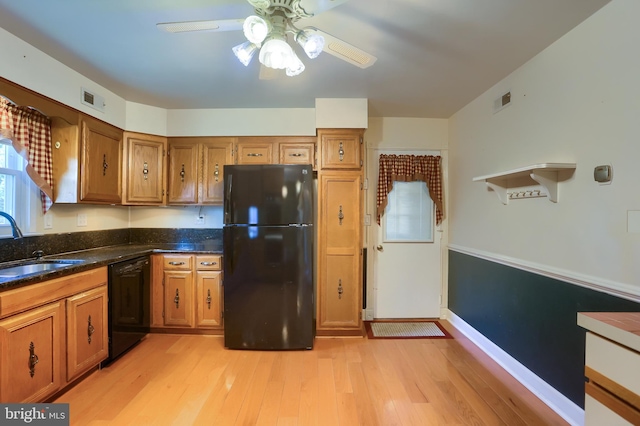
[
  {"x1": 299, "y1": 0, "x2": 351, "y2": 16},
  {"x1": 156, "y1": 19, "x2": 244, "y2": 34},
  {"x1": 310, "y1": 28, "x2": 377, "y2": 69}
]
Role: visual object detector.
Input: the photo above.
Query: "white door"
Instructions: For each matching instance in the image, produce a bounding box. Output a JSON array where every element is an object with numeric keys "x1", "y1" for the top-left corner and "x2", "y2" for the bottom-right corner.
[{"x1": 369, "y1": 150, "x2": 442, "y2": 319}]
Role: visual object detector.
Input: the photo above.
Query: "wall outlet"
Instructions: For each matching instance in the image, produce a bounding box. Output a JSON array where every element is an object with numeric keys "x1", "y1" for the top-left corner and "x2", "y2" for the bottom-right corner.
[
  {"x1": 44, "y1": 214, "x2": 53, "y2": 229},
  {"x1": 195, "y1": 216, "x2": 205, "y2": 225},
  {"x1": 364, "y1": 214, "x2": 371, "y2": 226},
  {"x1": 77, "y1": 213, "x2": 88, "y2": 227}
]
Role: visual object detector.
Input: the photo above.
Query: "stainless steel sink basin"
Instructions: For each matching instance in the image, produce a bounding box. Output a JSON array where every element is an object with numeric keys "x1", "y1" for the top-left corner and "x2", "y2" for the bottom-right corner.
[{"x1": 0, "y1": 259, "x2": 84, "y2": 278}]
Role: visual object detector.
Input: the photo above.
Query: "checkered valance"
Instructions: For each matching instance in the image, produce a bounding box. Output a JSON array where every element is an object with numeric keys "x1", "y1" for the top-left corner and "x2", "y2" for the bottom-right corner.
[
  {"x1": 376, "y1": 154, "x2": 444, "y2": 225},
  {"x1": 0, "y1": 97, "x2": 54, "y2": 213}
]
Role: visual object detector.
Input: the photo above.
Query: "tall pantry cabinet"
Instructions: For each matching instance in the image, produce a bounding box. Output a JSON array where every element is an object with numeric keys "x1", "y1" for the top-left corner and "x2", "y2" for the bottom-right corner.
[{"x1": 316, "y1": 129, "x2": 364, "y2": 335}]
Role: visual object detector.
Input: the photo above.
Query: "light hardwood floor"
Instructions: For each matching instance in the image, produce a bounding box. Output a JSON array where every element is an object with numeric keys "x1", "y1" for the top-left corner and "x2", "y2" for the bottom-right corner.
[{"x1": 54, "y1": 321, "x2": 569, "y2": 425}]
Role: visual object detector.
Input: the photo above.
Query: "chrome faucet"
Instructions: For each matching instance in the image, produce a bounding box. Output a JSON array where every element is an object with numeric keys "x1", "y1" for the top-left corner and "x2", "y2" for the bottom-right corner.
[{"x1": 0, "y1": 211, "x2": 23, "y2": 239}]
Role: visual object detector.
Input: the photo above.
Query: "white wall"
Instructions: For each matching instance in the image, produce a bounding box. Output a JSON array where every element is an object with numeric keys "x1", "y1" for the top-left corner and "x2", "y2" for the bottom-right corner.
[{"x1": 448, "y1": 0, "x2": 640, "y2": 298}]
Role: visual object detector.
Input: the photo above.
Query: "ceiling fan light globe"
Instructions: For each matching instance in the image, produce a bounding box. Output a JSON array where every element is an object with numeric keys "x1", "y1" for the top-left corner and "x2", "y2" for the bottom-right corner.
[
  {"x1": 296, "y1": 31, "x2": 324, "y2": 59},
  {"x1": 243, "y1": 15, "x2": 270, "y2": 44},
  {"x1": 286, "y1": 54, "x2": 305, "y2": 76},
  {"x1": 232, "y1": 41, "x2": 258, "y2": 66},
  {"x1": 259, "y1": 38, "x2": 294, "y2": 69}
]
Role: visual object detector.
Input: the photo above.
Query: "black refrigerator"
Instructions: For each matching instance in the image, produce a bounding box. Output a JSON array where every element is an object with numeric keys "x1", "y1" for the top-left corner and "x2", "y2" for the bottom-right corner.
[{"x1": 223, "y1": 164, "x2": 314, "y2": 350}]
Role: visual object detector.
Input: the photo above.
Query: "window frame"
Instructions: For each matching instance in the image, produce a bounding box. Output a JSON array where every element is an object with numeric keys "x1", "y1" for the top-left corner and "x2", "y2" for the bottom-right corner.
[{"x1": 0, "y1": 139, "x2": 34, "y2": 238}]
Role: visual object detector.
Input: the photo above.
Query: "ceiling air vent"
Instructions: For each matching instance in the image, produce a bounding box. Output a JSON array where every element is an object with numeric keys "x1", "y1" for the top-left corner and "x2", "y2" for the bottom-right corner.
[
  {"x1": 493, "y1": 91, "x2": 511, "y2": 114},
  {"x1": 81, "y1": 87, "x2": 105, "y2": 112}
]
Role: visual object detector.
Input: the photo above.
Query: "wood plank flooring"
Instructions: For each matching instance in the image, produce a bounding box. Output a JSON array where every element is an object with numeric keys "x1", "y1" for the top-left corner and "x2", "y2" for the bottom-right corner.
[{"x1": 54, "y1": 321, "x2": 569, "y2": 425}]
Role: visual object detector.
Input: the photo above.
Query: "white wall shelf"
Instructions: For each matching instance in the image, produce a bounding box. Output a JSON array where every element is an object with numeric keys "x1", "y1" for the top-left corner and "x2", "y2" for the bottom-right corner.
[{"x1": 473, "y1": 163, "x2": 577, "y2": 204}]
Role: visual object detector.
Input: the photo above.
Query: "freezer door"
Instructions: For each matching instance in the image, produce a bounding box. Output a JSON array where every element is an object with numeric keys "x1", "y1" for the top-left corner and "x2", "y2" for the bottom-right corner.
[
  {"x1": 224, "y1": 164, "x2": 313, "y2": 226},
  {"x1": 223, "y1": 225, "x2": 314, "y2": 350}
]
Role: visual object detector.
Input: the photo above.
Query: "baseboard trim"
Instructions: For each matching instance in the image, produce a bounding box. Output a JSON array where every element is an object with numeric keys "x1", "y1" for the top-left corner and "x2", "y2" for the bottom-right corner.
[{"x1": 445, "y1": 309, "x2": 584, "y2": 426}]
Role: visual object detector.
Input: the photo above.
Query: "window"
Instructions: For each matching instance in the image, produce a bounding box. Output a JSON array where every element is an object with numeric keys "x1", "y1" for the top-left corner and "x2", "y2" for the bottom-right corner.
[
  {"x1": 0, "y1": 139, "x2": 31, "y2": 237},
  {"x1": 383, "y1": 181, "x2": 434, "y2": 243}
]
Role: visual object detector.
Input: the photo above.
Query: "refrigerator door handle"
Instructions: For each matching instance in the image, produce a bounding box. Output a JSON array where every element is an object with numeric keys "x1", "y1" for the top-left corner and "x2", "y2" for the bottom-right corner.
[{"x1": 224, "y1": 174, "x2": 232, "y2": 224}]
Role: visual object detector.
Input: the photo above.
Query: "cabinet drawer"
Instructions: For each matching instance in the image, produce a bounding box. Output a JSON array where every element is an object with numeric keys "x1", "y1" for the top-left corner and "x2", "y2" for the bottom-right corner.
[
  {"x1": 237, "y1": 143, "x2": 273, "y2": 164},
  {"x1": 162, "y1": 255, "x2": 193, "y2": 270},
  {"x1": 586, "y1": 332, "x2": 640, "y2": 399},
  {"x1": 279, "y1": 143, "x2": 314, "y2": 167},
  {"x1": 196, "y1": 255, "x2": 222, "y2": 271}
]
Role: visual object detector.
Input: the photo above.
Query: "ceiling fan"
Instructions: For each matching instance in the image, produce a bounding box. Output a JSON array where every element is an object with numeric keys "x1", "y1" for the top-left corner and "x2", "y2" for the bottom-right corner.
[{"x1": 156, "y1": 0, "x2": 377, "y2": 78}]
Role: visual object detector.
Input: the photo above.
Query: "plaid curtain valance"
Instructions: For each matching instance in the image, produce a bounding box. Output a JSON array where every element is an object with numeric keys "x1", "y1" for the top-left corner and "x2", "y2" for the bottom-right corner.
[
  {"x1": 0, "y1": 96, "x2": 54, "y2": 213},
  {"x1": 376, "y1": 154, "x2": 444, "y2": 225}
]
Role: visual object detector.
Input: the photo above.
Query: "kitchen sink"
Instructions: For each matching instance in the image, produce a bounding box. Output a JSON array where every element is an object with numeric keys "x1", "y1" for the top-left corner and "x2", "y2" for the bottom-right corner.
[{"x1": 0, "y1": 259, "x2": 84, "y2": 279}]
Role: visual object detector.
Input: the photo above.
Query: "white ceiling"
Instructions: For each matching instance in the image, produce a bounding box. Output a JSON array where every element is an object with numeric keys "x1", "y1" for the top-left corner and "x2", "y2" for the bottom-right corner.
[{"x1": 0, "y1": 0, "x2": 610, "y2": 118}]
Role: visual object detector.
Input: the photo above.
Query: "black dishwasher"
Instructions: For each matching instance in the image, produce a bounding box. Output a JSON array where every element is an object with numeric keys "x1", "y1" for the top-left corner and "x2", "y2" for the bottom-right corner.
[{"x1": 103, "y1": 256, "x2": 150, "y2": 366}]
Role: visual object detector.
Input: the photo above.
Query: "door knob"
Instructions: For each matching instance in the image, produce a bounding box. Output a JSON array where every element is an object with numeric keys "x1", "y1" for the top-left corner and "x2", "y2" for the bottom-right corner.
[{"x1": 376, "y1": 245, "x2": 383, "y2": 251}]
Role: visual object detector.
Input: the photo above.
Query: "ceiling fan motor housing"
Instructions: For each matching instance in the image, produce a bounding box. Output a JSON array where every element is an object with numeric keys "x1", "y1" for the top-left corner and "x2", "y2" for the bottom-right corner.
[{"x1": 250, "y1": 0, "x2": 313, "y2": 21}]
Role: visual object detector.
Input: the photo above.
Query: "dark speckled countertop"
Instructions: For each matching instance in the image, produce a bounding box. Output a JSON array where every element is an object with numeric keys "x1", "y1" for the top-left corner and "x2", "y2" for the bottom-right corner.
[{"x1": 0, "y1": 240, "x2": 222, "y2": 292}]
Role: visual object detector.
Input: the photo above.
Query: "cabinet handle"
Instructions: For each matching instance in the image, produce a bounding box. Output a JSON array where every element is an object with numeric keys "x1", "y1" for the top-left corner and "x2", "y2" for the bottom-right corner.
[
  {"x1": 214, "y1": 163, "x2": 220, "y2": 182},
  {"x1": 168, "y1": 261, "x2": 185, "y2": 266},
  {"x1": 87, "y1": 315, "x2": 95, "y2": 344},
  {"x1": 29, "y1": 341, "x2": 39, "y2": 378},
  {"x1": 206, "y1": 289, "x2": 212, "y2": 309},
  {"x1": 338, "y1": 142, "x2": 344, "y2": 162},
  {"x1": 102, "y1": 154, "x2": 109, "y2": 176},
  {"x1": 200, "y1": 261, "x2": 217, "y2": 266},
  {"x1": 288, "y1": 153, "x2": 303, "y2": 157},
  {"x1": 174, "y1": 289, "x2": 180, "y2": 308},
  {"x1": 180, "y1": 164, "x2": 185, "y2": 182},
  {"x1": 338, "y1": 279, "x2": 343, "y2": 300},
  {"x1": 246, "y1": 153, "x2": 263, "y2": 157},
  {"x1": 338, "y1": 205, "x2": 344, "y2": 225},
  {"x1": 143, "y1": 161, "x2": 149, "y2": 180}
]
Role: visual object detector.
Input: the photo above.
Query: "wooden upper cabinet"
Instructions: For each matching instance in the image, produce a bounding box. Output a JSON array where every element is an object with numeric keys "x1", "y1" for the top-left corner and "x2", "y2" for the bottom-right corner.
[
  {"x1": 278, "y1": 136, "x2": 317, "y2": 170},
  {"x1": 167, "y1": 140, "x2": 199, "y2": 204},
  {"x1": 201, "y1": 139, "x2": 234, "y2": 204},
  {"x1": 236, "y1": 138, "x2": 274, "y2": 164},
  {"x1": 80, "y1": 116, "x2": 123, "y2": 203},
  {"x1": 319, "y1": 129, "x2": 363, "y2": 170},
  {"x1": 122, "y1": 132, "x2": 167, "y2": 205},
  {"x1": 167, "y1": 137, "x2": 234, "y2": 205},
  {"x1": 51, "y1": 114, "x2": 123, "y2": 204}
]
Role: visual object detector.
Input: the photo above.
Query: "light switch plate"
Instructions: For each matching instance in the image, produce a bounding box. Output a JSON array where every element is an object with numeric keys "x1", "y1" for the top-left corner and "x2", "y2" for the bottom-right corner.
[{"x1": 44, "y1": 214, "x2": 53, "y2": 229}]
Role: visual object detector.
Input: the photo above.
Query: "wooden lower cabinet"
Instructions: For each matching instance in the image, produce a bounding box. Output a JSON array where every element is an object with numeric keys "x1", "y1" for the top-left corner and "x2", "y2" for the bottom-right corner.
[
  {"x1": 0, "y1": 268, "x2": 108, "y2": 403},
  {"x1": 319, "y1": 253, "x2": 360, "y2": 329},
  {"x1": 65, "y1": 286, "x2": 108, "y2": 382},
  {"x1": 152, "y1": 254, "x2": 223, "y2": 331},
  {"x1": 0, "y1": 302, "x2": 63, "y2": 403},
  {"x1": 196, "y1": 270, "x2": 223, "y2": 328},
  {"x1": 163, "y1": 270, "x2": 194, "y2": 327}
]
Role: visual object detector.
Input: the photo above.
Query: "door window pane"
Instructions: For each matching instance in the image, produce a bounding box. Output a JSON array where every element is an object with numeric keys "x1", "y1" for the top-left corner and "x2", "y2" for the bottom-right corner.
[{"x1": 383, "y1": 181, "x2": 433, "y2": 243}]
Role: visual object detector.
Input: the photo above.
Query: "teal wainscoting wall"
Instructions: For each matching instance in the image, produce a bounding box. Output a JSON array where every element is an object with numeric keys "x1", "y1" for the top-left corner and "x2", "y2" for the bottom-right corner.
[{"x1": 448, "y1": 250, "x2": 640, "y2": 407}]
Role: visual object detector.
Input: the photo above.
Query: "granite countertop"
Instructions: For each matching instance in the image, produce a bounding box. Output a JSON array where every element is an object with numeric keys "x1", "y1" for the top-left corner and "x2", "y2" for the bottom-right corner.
[
  {"x1": 578, "y1": 312, "x2": 640, "y2": 353},
  {"x1": 0, "y1": 241, "x2": 222, "y2": 292}
]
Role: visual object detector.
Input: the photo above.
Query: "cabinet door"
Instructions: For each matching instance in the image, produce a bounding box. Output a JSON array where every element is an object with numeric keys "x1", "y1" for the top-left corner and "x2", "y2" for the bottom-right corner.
[
  {"x1": 318, "y1": 171, "x2": 363, "y2": 331},
  {"x1": 236, "y1": 140, "x2": 274, "y2": 164},
  {"x1": 163, "y1": 271, "x2": 194, "y2": 327},
  {"x1": 201, "y1": 139, "x2": 234, "y2": 204},
  {"x1": 318, "y1": 254, "x2": 360, "y2": 329},
  {"x1": 279, "y1": 143, "x2": 315, "y2": 169},
  {"x1": 196, "y1": 271, "x2": 223, "y2": 328},
  {"x1": 0, "y1": 302, "x2": 63, "y2": 403},
  {"x1": 80, "y1": 116, "x2": 123, "y2": 203},
  {"x1": 123, "y1": 132, "x2": 166, "y2": 205},
  {"x1": 319, "y1": 129, "x2": 363, "y2": 170},
  {"x1": 66, "y1": 286, "x2": 108, "y2": 382},
  {"x1": 167, "y1": 142, "x2": 199, "y2": 204}
]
